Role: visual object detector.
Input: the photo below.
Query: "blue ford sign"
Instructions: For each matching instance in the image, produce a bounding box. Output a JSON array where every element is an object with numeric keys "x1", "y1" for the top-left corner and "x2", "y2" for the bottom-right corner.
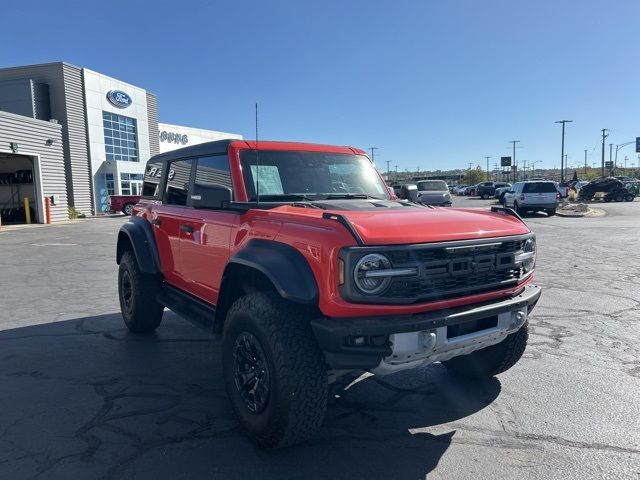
[{"x1": 106, "y1": 90, "x2": 132, "y2": 109}]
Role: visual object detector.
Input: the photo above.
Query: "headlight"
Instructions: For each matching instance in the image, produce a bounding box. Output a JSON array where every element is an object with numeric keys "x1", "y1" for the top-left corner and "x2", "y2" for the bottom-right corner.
[
  {"x1": 352, "y1": 253, "x2": 418, "y2": 295},
  {"x1": 353, "y1": 253, "x2": 393, "y2": 294},
  {"x1": 521, "y1": 237, "x2": 536, "y2": 273}
]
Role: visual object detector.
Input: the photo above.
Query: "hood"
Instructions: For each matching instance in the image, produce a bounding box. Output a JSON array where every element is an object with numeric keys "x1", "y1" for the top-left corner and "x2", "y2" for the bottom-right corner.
[
  {"x1": 326, "y1": 207, "x2": 529, "y2": 245},
  {"x1": 264, "y1": 202, "x2": 530, "y2": 246}
]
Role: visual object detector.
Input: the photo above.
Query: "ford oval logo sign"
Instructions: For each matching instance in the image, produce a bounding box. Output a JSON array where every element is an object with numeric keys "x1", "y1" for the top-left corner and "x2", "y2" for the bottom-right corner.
[{"x1": 106, "y1": 90, "x2": 132, "y2": 109}]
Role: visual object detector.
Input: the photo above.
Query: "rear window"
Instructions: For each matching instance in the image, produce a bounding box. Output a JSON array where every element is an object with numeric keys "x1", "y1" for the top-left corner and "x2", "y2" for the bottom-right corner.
[
  {"x1": 417, "y1": 180, "x2": 447, "y2": 191},
  {"x1": 523, "y1": 182, "x2": 557, "y2": 193}
]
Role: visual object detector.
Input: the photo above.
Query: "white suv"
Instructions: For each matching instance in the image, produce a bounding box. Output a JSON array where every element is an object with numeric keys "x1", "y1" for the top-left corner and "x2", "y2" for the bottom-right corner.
[{"x1": 503, "y1": 181, "x2": 560, "y2": 216}]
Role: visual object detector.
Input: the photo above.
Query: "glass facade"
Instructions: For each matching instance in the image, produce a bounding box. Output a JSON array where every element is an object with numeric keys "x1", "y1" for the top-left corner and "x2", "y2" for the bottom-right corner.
[
  {"x1": 103, "y1": 112, "x2": 138, "y2": 162},
  {"x1": 105, "y1": 173, "x2": 115, "y2": 195},
  {"x1": 120, "y1": 173, "x2": 143, "y2": 195}
]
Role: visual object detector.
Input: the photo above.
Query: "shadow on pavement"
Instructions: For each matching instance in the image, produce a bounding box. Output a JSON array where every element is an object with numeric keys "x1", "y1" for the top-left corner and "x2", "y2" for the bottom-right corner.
[{"x1": 0, "y1": 312, "x2": 501, "y2": 479}]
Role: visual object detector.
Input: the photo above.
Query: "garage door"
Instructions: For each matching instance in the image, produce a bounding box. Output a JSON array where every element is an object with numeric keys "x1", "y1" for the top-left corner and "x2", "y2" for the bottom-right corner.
[{"x1": 0, "y1": 153, "x2": 38, "y2": 224}]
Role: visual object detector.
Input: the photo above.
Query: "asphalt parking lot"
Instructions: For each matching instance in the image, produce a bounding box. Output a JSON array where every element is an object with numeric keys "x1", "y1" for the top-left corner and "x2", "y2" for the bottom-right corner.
[{"x1": 1, "y1": 203, "x2": 639, "y2": 480}]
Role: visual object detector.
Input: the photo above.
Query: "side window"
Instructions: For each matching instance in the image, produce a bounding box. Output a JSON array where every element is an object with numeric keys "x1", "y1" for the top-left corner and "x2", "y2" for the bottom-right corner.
[
  {"x1": 142, "y1": 159, "x2": 163, "y2": 198},
  {"x1": 195, "y1": 155, "x2": 232, "y2": 191},
  {"x1": 165, "y1": 159, "x2": 193, "y2": 206}
]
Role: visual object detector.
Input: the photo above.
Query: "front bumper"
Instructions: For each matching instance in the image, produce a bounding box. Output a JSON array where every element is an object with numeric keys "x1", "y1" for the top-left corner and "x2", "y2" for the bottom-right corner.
[{"x1": 311, "y1": 284, "x2": 541, "y2": 371}]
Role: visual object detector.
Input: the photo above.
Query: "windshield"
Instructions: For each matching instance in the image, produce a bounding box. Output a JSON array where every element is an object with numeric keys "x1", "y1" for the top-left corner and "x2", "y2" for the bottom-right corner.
[
  {"x1": 416, "y1": 180, "x2": 447, "y2": 191},
  {"x1": 240, "y1": 150, "x2": 389, "y2": 201}
]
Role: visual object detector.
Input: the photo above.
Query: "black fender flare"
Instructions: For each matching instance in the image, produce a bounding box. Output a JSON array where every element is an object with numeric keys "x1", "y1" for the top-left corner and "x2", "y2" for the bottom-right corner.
[
  {"x1": 116, "y1": 216, "x2": 161, "y2": 274},
  {"x1": 228, "y1": 239, "x2": 319, "y2": 305}
]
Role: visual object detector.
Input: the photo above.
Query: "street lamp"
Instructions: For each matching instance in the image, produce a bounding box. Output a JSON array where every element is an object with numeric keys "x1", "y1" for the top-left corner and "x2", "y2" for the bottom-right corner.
[{"x1": 555, "y1": 120, "x2": 572, "y2": 184}]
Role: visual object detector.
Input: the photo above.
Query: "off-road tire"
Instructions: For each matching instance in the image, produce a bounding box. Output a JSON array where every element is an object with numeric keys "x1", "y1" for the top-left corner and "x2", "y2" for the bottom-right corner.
[
  {"x1": 222, "y1": 292, "x2": 327, "y2": 449},
  {"x1": 123, "y1": 203, "x2": 134, "y2": 215},
  {"x1": 481, "y1": 193, "x2": 489, "y2": 199},
  {"x1": 546, "y1": 209, "x2": 556, "y2": 216},
  {"x1": 625, "y1": 194, "x2": 635, "y2": 202},
  {"x1": 118, "y1": 250, "x2": 163, "y2": 333},
  {"x1": 443, "y1": 322, "x2": 529, "y2": 378}
]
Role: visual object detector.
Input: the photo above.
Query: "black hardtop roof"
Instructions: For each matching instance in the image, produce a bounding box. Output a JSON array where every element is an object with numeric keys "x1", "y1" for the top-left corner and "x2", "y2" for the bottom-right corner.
[{"x1": 148, "y1": 139, "x2": 238, "y2": 165}]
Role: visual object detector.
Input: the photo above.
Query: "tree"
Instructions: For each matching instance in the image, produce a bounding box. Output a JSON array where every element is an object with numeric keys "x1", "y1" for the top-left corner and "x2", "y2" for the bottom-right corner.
[
  {"x1": 463, "y1": 166, "x2": 487, "y2": 185},
  {"x1": 572, "y1": 170, "x2": 578, "y2": 182}
]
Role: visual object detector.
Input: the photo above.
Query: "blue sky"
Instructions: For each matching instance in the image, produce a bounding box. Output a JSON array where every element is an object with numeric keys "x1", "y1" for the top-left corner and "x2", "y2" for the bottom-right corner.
[{"x1": 2, "y1": 0, "x2": 639, "y2": 172}]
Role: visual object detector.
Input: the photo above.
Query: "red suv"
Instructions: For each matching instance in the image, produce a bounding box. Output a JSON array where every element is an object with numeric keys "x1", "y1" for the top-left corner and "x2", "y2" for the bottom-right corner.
[{"x1": 116, "y1": 139, "x2": 540, "y2": 448}]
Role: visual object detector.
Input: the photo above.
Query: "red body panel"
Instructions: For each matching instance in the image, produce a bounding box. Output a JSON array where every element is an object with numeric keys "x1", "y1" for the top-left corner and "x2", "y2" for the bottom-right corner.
[{"x1": 135, "y1": 141, "x2": 533, "y2": 319}]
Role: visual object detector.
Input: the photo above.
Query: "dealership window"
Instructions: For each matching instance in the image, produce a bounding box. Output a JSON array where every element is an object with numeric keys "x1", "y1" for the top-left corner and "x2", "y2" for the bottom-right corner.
[
  {"x1": 120, "y1": 173, "x2": 143, "y2": 195},
  {"x1": 105, "y1": 173, "x2": 115, "y2": 195},
  {"x1": 103, "y1": 111, "x2": 138, "y2": 162}
]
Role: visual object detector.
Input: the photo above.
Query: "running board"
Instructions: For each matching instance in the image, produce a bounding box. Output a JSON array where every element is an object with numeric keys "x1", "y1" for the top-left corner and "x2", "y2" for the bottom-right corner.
[{"x1": 156, "y1": 284, "x2": 216, "y2": 333}]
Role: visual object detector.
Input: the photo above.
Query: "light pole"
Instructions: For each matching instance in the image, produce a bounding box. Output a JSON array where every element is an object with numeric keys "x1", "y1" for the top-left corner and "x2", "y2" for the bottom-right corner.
[
  {"x1": 509, "y1": 140, "x2": 520, "y2": 182},
  {"x1": 485, "y1": 156, "x2": 491, "y2": 180},
  {"x1": 614, "y1": 141, "x2": 636, "y2": 167},
  {"x1": 584, "y1": 149, "x2": 588, "y2": 176},
  {"x1": 601, "y1": 129, "x2": 608, "y2": 176},
  {"x1": 555, "y1": 120, "x2": 572, "y2": 184}
]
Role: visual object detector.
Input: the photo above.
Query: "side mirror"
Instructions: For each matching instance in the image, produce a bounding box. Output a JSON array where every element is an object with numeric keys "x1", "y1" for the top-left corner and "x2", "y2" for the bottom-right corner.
[{"x1": 191, "y1": 182, "x2": 232, "y2": 209}]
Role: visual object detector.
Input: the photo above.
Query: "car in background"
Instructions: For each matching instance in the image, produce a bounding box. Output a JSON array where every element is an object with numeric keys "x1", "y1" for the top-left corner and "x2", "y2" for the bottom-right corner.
[
  {"x1": 476, "y1": 181, "x2": 512, "y2": 199},
  {"x1": 502, "y1": 181, "x2": 560, "y2": 216},
  {"x1": 416, "y1": 180, "x2": 452, "y2": 206},
  {"x1": 494, "y1": 183, "x2": 513, "y2": 201},
  {"x1": 391, "y1": 184, "x2": 402, "y2": 197},
  {"x1": 466, "y1": 183, "x2": 482, "y2": 196},
  {"x1": 454, "y1": 184, "x2": 468, "y2": 195},
  {"x1": 108, "y1": 194, "x2": 140, "y2": 215}
]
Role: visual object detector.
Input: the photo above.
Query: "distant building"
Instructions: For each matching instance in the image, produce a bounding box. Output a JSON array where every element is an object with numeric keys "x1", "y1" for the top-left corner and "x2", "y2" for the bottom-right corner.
[{"x1": 0, "y1": 62, "x2": 242, "y2": 219}]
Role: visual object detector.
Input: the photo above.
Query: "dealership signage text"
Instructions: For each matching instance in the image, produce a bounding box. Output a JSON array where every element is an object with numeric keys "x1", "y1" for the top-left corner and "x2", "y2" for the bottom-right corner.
[{"x1": 160, "y1": 131, "x2": 189, "y2": 145}]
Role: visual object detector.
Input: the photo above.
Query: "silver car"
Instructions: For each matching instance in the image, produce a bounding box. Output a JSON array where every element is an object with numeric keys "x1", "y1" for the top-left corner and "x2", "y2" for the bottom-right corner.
[
  {"x1": 416, "y1": 180, "x2": 452, "y2": 206},
  {"x1": 502, "y1": 181, "x2": 560, "y2": 216}
]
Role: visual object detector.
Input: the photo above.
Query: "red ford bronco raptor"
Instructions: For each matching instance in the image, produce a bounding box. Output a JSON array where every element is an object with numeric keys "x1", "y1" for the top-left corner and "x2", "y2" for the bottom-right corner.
[{"x1": 116, "y1": 139, "x2": 540, "y2": 448}]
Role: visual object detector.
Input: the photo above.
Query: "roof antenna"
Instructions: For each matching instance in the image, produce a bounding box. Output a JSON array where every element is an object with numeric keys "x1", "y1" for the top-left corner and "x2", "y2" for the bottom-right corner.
[{"x1": 255, "y1": 102, "x2": 260, "y2": 205}]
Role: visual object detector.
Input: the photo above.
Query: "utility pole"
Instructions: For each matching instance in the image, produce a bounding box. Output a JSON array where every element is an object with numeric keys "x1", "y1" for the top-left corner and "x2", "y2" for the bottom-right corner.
[
  {"x1": 584, "y1": 149, "x2": 588, "y2": 176},
  {"x1": 509, "y1": 140, "x2": 520, "y2": 182},
  {"x1": 386, "y1": 160, "x2": 391, "y2": 180},
  {"x1": 468, "y1": 162, "x2": 473, "y2": 170},
  {"x1": 368, "y1": 147, "x2": 378, "y2": 164},
  {"x1": 485, "y1": 156, "x2": 491, "y2": 180},
  {"x1": 601, "y1": 129, "x2": 608, "y2": 176},
  {"x1": 609, "y1": 143, "x2": 613, "y2": 175},
  {"x1": 555, "y1": 120, "x2": 572, "y2": 185}
]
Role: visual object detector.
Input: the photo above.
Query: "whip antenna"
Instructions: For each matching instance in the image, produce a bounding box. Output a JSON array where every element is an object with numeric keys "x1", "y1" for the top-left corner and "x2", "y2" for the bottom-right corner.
[{"x1": 255, "y1": 102, "x2": 260, "y2": 204}]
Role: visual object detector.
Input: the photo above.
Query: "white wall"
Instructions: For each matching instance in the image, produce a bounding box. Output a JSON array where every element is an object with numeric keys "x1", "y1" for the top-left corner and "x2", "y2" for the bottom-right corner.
[
  {"x1": 158, "y1": 122, "x2": 242, "y2": 153},
  {"x1": 83, "y1": 68, "x2": 150, "y2": 211}
]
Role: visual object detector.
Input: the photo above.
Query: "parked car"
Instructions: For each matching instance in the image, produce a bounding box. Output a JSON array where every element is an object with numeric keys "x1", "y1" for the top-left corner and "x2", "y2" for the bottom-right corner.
[
  {"x1": 502, "y1": 181, "x2": 560, "y2": 216},
  {"x1": 416, "y1": 180, "x2": 452, "y2": 206},
  {"x1": 454, "y1": 184, "x2": 468, "y2": 195},
  {"x1": 116, "y1": 139, "x2": 540, "y2": 448},
  {"x1": 108, "y1": 195, "x2": 141, "y2": 215},
  {"x1": 494, "y1": 183, "x2": 513, "y2": 201},
  {"x1": 578, "y1": 177, "x2": 635, "y2": 202},
  {"x1": 476, "y1": 182, "x2": 512, "y2": 199},
  {"x1": 467, "y1": 183, "x2": 482, "y2": 196}
]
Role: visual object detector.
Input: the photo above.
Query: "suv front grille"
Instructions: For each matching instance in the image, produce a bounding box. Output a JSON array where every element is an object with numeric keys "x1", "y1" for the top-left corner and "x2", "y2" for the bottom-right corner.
[{"x1": 339, "y1": 235, "x2": 531, "y2": 305}]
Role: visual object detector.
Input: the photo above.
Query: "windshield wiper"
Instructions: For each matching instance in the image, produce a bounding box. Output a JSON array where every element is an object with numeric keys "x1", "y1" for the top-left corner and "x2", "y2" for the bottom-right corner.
[
  {"x1": 255, "y1": 194, "x2": 317, "y2": 202},
  {"x1": 324, "y1": 193, "x2": 384, "y2": 200}
]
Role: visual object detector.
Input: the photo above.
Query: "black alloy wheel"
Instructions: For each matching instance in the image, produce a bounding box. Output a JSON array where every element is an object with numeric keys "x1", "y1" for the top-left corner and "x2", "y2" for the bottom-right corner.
[
  {"x1": 233, "y1": 332, "x2": 271, "y2": 414},
  {"x1": 120, "y1": 269, "x2": 133, "y2": 316}
]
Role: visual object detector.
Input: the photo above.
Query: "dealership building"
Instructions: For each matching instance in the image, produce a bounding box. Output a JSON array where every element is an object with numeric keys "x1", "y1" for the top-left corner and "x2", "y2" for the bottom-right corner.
[{"x1": 0, "y1": 62, "x2": 241, "y2": 223}]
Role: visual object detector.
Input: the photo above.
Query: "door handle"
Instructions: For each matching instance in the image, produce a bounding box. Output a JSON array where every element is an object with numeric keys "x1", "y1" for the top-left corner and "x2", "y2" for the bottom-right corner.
[
  {"x1": 151, "y1": 218, "x2": 162, "y2": 226},
  {"x1": 180, "y1": 224, "x2": 194, "y2": 234}
]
